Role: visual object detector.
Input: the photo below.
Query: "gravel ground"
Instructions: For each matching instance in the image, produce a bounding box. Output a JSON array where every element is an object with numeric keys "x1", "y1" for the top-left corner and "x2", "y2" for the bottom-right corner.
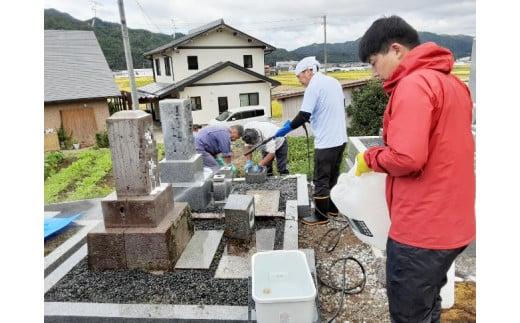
[
  {"x1": 44, "y1": 224, "x2": 82, "y2": 256},
  {"x1": 193, "y1": 177, "x2": 297, "y2": 213},
  {"x1": 44, "y1": 218, "x2": 284, "y2": 305},
  {"x1": 299, "y1": 216, "x2": 476, "y2": 322}
]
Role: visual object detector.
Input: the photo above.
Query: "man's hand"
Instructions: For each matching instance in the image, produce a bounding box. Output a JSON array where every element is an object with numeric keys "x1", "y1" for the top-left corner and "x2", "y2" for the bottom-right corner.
[
  {"x1": 274, "y1": 120, "x2": 293, "y2": 138},
  {"x1": 244, "y1": 160, "x2": 254, "y2": 171},
  {"x1": 227, "y1": 163, "x2": 238, "y2": 175},
  {"x1": 355, "y1": 152, "x2": 372, "y2": 176},
  {"x1": 216, "y1": 156, "x2": 225, "y2": 166}
]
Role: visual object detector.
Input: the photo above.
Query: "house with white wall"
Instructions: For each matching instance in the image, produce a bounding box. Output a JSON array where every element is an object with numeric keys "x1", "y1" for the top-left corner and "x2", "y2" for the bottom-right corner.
[{"x1": 138, "y1": 19, "x2": 281, "y2": 125}]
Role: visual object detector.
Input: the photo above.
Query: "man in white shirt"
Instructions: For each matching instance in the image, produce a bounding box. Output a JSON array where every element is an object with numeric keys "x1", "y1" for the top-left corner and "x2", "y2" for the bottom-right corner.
[
  {"x1": 274, "y1": 56, "x2": 347, "y2": 225},
  {"x1": 230, "y1": 121, "x2": 289, "y2": 175}
]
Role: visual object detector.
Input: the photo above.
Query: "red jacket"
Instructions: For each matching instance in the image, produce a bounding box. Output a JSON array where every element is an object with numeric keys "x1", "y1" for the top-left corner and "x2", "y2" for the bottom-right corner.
[{"x1": 364, "y1": 42, "x2": 475, "y2": 249}]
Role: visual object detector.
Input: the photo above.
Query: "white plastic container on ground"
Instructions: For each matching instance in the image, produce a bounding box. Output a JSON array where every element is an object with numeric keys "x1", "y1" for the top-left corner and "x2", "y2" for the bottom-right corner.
[
  {"x1": 331, "y1": 160, "x2": 390, "y2": 250},
  {"x1": 441, "y1": 263, "x2": 456, "y2": 309},
  {"x1": 252, "y1": 250, "x2": 317, "y2": 323}
]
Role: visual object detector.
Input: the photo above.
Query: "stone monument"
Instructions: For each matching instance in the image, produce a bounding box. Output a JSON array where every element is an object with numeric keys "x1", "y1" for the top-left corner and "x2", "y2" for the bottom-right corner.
[
  {"x1": 224, "y1": 194, "x2": 255, "y2": 241},
  {"x1": 159, "y1": 99, "x2": 212, "y2": 210},
  {"x1": 87, "y1": 110, "x2": 193, "y2": 271}
]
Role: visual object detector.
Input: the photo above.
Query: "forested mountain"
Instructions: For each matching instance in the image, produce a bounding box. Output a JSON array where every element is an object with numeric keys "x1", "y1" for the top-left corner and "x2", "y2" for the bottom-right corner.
[
  {"x1": 266, "y1": 32, "x2": 473, "y2": 66},
  {"x1": 45, "y1": 9, "x2": 474, "y2": 70},
  {"x1": 44, "y1": 8, "x2": 182, "y2": 70}
]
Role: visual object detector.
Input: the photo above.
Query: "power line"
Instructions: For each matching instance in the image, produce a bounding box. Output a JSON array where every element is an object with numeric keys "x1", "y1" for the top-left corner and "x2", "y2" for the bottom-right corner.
[
  {"x1": 133, "y1": 0, "x2": 163, "y2": 34},
  {"x1": 90, "y1": 0, "x2": 102, "y2": 27}
]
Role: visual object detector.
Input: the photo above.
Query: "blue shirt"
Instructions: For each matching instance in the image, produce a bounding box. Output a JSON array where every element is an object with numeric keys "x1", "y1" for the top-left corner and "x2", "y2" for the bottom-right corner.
[
  {"x1": 195, "y1": 126, "x2": 232, "y2": 157},
  {"x1": 300, "y1": 72, "x2": 347, "y2": 149}
]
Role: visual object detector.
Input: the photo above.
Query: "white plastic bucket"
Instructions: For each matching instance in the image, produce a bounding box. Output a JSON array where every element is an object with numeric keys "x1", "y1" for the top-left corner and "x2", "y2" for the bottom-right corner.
[
  {"x1": 252, "y1": 250, "x2": 317, "y2": 323},
  {"x1": 331, "y1": 161, "x2": 390, "y2": 250},
  {"x1": 440, "y1": 263, "x2": 456, "y2": 309}
]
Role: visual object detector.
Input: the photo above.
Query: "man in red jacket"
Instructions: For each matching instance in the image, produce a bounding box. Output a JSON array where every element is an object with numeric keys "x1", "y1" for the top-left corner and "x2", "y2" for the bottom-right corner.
[{"x1": 357, "y1": 16, "x2": 475, "y2": 322}]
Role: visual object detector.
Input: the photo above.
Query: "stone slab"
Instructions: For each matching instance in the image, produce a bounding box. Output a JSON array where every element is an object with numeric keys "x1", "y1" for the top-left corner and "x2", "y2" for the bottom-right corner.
[
  {"x1": 45, "y1": 220, "x2": 101, "y2": 277},
  {"x1": 44, "y1": 211, "x2": 60, "y2": 219},
  {"x1": 255, "y1": 228, "x2": 275, "y2": 252},
  {"x1": 175, "y1": 230, "x2": 224, "y2": 269},
  {"x1": 87, "y1": 225, "x2": 127, "y2": 271},
  {"x1": 283, "y1": 200, "x2": 299, "y2": 250},
  {"x1": 297, "y1": 174, "x2": 311, "y2": 218},
  {"x1": 45, "y1": 302, "x2": 250, "y2": 322},
  {"x1": 173, "y1": 175, "x2": 213, "y2": 211},
  {"x1": 101, "y1": 183, "x2": 173, "y2": 228},
  {"x1": 214, "y1": 255, "x2": 250, "y2": 279},
  {"x1": 246, "y1": 190, "x2": 280, "y2": 217},
  {"x1": 224, "y1": 195, "x2": 255, "y2": 241},
  {"x1": 107, "y1": 110, "x2": 159, "y2": 197},
  {"x1": 159, "y1": 154, "x2": 204, "y2": 183},
  {"x1": 124, "y1": 203, "x2": 194, "y2": 270},
  {"x1": 45, "y1": 198, "x2": 103, "y2": 221},
  {"x1": 285, "y1": 199, "x2": 298, "y2": 221},
  {"x1": 190, "y1": 212, "x2": 225, "y2": 220}
]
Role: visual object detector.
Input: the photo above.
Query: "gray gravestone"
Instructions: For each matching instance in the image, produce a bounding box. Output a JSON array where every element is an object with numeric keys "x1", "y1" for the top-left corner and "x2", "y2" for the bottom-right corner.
[
  {"x1": 106, "y1": 110, "x2": 159, "y2": 197},
  {"x1": 158, "y1": 99, "x2": 212, "y2": 210}
]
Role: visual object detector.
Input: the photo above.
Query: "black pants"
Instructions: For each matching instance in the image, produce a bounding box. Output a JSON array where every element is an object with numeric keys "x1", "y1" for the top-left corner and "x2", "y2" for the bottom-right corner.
[
  {"x1": 386, "y1": 238, "x2": 467, "y2": 323},
  {"x1": 313, "y1": 143, "x2": 345, "y2": 197},
  {"x1": 261, "y1": 140, "x2": 289, "y2": 175}
]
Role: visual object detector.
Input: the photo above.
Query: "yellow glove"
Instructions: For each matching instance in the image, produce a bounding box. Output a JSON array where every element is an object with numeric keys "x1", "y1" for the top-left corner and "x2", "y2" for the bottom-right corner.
[{"x1": 355, "y1": 152, "x2": 372, "y2": 176}]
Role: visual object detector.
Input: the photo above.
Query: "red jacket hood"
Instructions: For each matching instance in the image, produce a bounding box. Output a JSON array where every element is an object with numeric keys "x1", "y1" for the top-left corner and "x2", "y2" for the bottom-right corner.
[{"x1": 383, "y1": 42, "x2": 454, "y2": 93}]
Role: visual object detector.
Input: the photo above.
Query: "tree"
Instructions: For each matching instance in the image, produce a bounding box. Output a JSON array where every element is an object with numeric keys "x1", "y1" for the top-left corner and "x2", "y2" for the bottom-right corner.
[{"x1": 347, "y1": 80, "x2": 388, "y2": 136}]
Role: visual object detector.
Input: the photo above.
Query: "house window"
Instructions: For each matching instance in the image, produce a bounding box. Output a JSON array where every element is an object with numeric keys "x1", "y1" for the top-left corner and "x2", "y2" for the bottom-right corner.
[
  {"x1": 155, "y1": 58, "x2": 161, "y2": 76},
  {"x1": 164, "y1": 56, "x2": 171, "y2": 76},
  {"x1": 187, "y1": 56, "x2": 198, "y2": 70},
  {"x1": 218, "y1": 97, "x2": 228, "y2": 113},
  {"x1": 239, "y1": 93, "x2": 259, "y2": 106},
  {"x1": 190, "y1": 96, "x2": 202, "y2": 111},
  {"x1": 243, "y1": 55, "x2": 253, "y2": 68}
]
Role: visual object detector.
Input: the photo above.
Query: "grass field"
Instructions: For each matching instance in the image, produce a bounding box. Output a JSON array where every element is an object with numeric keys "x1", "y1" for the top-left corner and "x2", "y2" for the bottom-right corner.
[
  {"x1": 114, "y1": 65, "x2": 469, "y2": 92},
  {"x1": 272, "y1": 64, "x2": 470, "y2": 87},
  {"x1": 114, "y1": 76, "x2": 154, "y2": 92}
]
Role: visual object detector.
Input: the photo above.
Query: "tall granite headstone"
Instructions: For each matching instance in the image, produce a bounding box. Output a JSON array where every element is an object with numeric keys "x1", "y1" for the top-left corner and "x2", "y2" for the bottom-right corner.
[
  {"x1": 159, "y1": 99, "x2": 212, "y2": 210},
  {"x1": 87, "y1": 110, "x2": 193, "y2": 271}
]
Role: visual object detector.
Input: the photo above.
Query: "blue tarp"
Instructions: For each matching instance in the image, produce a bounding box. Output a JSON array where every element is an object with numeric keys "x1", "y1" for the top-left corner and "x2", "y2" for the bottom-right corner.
[{"x1": 44, "y1": 213, "x2": 81, "y2": 239}]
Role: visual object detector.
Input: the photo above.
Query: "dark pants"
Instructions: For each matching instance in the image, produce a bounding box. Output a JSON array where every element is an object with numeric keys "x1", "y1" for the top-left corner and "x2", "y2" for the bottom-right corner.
[
  {"x1": 261, "y1": 140, "x2": 289, "y2": 175},
  {"x1": 386, "y1": 238, "x2": 467, "y2": 323},
  {"x1": 313, "y1": 143, "x2": 345, "y2": 197}
]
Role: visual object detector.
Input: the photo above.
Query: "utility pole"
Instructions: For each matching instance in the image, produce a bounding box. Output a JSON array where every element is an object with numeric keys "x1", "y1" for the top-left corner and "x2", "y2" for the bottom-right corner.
[
  {"x1": 90, "y1": 0, "x2": 102, "y2": 27},
  {"x1": 322, "y1": 15, "x2": 327, "y2": 74},
  {"x1": 172, "y1": 19, "x2": 176, "y2": 39},
  {"x1": 117, "y1": 0, "x2": 139, "y2": 110}
]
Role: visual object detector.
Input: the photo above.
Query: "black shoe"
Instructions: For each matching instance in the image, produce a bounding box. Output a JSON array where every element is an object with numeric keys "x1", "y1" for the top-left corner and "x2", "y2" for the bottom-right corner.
[
  {"x1": 328, "y1": 199, "x2": 339, "y2": 217},
  {"x1": 302, "y1": 213, "x2": 329, "y2": 225},
  {"x1": 302, "y1": 196, "x2": 330, "y2": 225}
]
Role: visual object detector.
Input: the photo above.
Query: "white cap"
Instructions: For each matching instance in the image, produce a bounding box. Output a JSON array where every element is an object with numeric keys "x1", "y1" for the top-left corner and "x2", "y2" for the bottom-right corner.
[{"x1": 294, "y1": 56, "x2": 320, "y2": 75}]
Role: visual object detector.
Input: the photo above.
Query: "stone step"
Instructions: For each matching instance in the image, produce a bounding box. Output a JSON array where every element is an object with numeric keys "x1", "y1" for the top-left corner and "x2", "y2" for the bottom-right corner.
[{"x1": 175, "y1": 230, "x2": 224, "y2": 269}]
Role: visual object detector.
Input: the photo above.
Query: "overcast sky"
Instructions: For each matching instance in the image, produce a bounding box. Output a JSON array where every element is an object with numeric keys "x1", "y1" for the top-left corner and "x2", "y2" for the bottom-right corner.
[{"x1": 44, "y1": 0, "x2": 475, "y2": 50}]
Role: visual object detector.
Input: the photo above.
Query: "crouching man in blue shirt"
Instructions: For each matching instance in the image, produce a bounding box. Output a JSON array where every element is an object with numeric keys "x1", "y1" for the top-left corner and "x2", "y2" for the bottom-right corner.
[{"x1": 195, "y1": 125, "x2": 243, "y2": 171}]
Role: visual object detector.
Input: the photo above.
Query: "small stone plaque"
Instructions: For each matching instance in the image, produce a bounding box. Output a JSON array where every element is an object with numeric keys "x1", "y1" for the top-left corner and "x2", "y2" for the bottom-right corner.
[
  {"x1": 246, "y1": 190, "x2": 280, "y2": 217},
  {"x1": 175, "y1": 230, "x2": 224, "y2": 269}
]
